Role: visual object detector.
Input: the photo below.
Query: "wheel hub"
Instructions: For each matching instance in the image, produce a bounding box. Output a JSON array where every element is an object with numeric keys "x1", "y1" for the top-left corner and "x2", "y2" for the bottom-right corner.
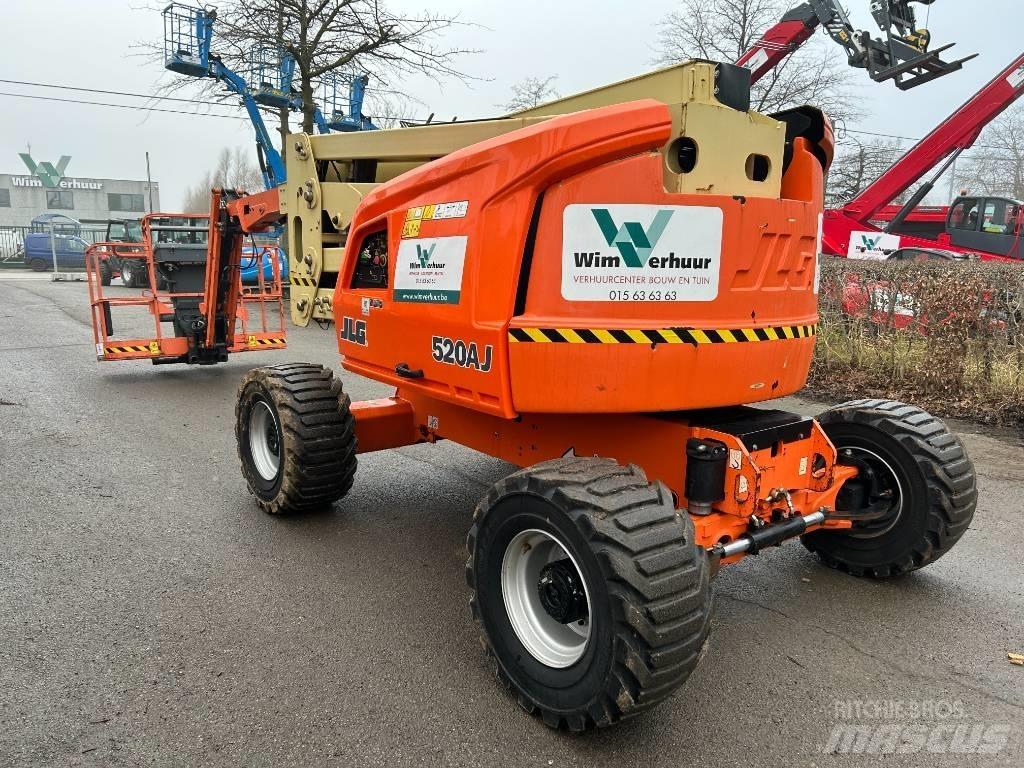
[
  {"x1": 538, "y1": 559, "x2": 588, "y2": 625},
  {"x1": 836, "y1": 446, "x2": 903, "y2": 537},
  {"x1": 501, "y1": 529, "x2": 592, "y2": 668}
]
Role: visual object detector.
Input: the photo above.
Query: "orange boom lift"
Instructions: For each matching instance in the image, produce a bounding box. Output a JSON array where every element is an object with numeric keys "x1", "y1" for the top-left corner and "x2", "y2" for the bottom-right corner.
[
  {"x1": 229, "y1": 62, "x2": 977, "y2": 730},
  {"x1": 86, "y1": 191, "x2": 286, "y2": 365}
]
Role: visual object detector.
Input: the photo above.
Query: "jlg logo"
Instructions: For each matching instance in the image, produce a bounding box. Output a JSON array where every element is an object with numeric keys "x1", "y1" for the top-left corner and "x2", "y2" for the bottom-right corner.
[
  {"x1": 339, "y1": 316, "x2": 367, "y2": 346},
  {"x1": 431, "y1": 336, "x2": 492, "y2": 372}
]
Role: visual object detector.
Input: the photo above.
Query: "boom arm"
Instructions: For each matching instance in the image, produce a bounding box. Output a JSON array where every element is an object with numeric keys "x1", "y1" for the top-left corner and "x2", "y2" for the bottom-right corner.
[
  {"x1": 842, "y1": 53, "x2": 1024, "y2": 224},
  {"x1": 209, "y1": 59, "x2": 286, "y2": 189},
  {"x1": 738, "y1": 1, "x2": 972, "y2": 90},
  {"x1": 163, "y1": 3, "x2": 368, "y2": 189},
  {"x1": 738, "y1": 2, "x2": 854, "y2": 84}
]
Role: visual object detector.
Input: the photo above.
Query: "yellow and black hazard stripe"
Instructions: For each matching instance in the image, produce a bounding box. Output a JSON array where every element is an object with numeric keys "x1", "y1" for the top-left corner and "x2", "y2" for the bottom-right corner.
[
  {"x1": 508, "y1": 324, "x2": 817, "y2": 345},
  {"x1": 104, "y1": 344, "x2": 155, "y2": 354},
  {"x1": 247, "y1": 336, "x2": 287, "y2": 346},
  {"x1": 290, "y1": 275, "x2": 316, "y2": 287}
]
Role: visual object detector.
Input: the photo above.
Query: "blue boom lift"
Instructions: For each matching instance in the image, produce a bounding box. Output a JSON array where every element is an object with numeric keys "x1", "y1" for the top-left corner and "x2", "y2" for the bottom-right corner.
[{"x1": 161, "y1": 3, "x2": 376, "y2": 188}]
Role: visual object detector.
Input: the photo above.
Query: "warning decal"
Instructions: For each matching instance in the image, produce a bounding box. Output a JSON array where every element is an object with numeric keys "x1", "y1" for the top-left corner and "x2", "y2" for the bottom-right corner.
[{"x1": 402, "y1": 201, "x2": 469, "y2": 238}]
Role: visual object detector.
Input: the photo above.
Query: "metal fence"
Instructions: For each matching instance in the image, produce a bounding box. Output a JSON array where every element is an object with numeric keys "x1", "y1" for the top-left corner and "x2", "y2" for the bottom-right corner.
[
  {"x1": 0, "y1": 225, "x2": 110, "y2": 267},
  {"x1": 0, "y1": 223, "x2": 282, "y2": 269}
]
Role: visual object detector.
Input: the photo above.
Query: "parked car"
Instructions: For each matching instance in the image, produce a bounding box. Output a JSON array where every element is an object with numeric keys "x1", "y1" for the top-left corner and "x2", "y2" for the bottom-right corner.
[
  {"x1": 886, "y1": 247, "x2": 973, "y2": 262},
  {"x1": 24, "y1": 232, "x2": 118, "y2": 285},
  {"x1": 240, "y1": 246, "x2": 288, "y2": 284},
  {"x1": 24, "y1": 232, "x2": 90, "y2": 270}
]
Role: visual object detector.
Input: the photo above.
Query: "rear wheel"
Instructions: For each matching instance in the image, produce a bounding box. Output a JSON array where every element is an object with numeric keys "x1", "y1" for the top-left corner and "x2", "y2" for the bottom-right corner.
[
  {"x1": 29, "y1": 258, "x2": 48, "y2": 272},
  {"x1": 235, "y1": 363, "x2": 357, "y2": 515},
  {"x1": 121, "y1": 261, "x2": 150, "y2": 288},
  {"x1": 802, "y1": 399, "x2": 976, "y2": 578},
  {"x1": 466, "y1": 457, "x2": 711, "y2": 731}
]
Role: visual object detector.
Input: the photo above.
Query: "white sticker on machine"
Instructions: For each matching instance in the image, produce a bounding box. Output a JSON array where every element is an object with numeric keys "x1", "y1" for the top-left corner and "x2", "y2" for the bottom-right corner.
[
  {"x1": 847, "y1": 230, "x2": 901, "y2": 261},
  {"x1": 394, "y1": 235, "x2": 468, "y2": 304},
  {"x1": 1008, "y1": 64, "x2": 1024, "y2": 90},
  {"x1": 742, "y1": 48, "x2": 770, "y2": 74},
  {"x1": 561, "y1": 204, "x2": 723, "y2": 302}
]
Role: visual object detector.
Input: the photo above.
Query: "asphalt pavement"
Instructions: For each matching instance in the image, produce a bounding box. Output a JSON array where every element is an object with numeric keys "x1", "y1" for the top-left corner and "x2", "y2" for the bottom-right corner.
[{"x1": 1, "y1": 275, "x2": 1021, "y2": 767}]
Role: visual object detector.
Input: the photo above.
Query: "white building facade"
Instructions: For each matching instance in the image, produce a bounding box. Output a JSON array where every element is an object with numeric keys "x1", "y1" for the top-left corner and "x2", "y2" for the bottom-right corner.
[{"x1": 0, "y1": 152, "x2": 160, "y2": 228}]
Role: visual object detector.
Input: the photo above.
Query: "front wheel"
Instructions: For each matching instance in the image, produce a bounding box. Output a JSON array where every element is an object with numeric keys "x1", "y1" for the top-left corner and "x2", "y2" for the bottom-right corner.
[
  {"x1": 802, "y1": 399, "x2": 977, "y2": 578},
  {"x1": 235, "y1": 363, "x2": 357, "y2": 515},
  {"x1": 466, "y1": 457, "x2": 711, "y2": 731},
  {"x1": 98, "y1": 260, "x2": 112, "y2": 286}
]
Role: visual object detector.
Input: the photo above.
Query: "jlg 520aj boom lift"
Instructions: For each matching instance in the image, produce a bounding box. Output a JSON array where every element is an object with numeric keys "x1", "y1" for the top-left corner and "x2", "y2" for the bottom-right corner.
[{"x1": 229, "y1": 62, "x2": 977, "y2": 729}]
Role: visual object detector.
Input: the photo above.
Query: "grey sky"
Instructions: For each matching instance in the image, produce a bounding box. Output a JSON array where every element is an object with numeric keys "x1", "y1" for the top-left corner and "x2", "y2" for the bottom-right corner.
[{"x1": 1, "y1": 0, "x2": 1017, "y2": 207}]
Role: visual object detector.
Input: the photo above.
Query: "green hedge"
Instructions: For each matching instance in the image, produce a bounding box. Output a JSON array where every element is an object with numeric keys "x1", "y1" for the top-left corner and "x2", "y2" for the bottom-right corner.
[{"x1": 811, "y1": 257, "x2": 1024, "y2": 425}]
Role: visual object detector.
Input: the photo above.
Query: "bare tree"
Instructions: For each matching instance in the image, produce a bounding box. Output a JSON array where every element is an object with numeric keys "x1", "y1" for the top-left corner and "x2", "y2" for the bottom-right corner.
[
  {"x1": 501, "y1": 76, "x2": 559, "y2": 112},
  {"x1": 181, "y1": 146, "x2": 265, "y2": 211},
  {"x1": 363, "y1": 91, "x2": 424, "y2": 128},
  {"x1": 825, "y1": 136, "x2": 906, "y2": 207},
  {"x1": 952, "y1": 104, "x2": 1024, "y2": 200},
  {"x1": 203, "y1": 0, "x2": 473, "y2": 135},
  {"x1": 654, "y1": 0, "x2": 861, "y2": 123},
  {"x1": 182, "y1": 178, "x2": 216, "y2": 213}
]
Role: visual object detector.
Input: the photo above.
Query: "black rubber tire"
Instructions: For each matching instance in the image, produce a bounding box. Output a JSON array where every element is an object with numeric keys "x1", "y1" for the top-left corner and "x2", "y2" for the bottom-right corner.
[
  {"x1": 466, "y1": 457, "x2": 712, "y2": 731},
  {"x1": 802, "y1": 399, "x2": 976, "y2": 578},
  {"x1": 99, "y1": 260, "x2": 112, "y2": 287},
  {"x1": 122, "y1": 262, "x2": 151, "y2": 288},
  {"x1": 29, "y1": 258, "x2": 48, "y2": 272},
  {"x1": 235, "y1": 363, "x2": 357, "y2": 515}
]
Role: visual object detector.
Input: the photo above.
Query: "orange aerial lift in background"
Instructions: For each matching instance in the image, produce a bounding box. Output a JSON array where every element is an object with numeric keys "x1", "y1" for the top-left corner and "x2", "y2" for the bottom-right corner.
[{"x1": 86, "y1": 190, "x2": 287, "y2": 365}]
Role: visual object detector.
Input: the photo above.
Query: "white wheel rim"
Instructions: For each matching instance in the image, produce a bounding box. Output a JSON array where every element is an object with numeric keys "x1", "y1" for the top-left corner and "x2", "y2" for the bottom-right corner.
[
  {"x1": 501, "y1": 528, "x2": 591, "y2": 668},
  {"x1": 249, "y1": 401, "x2": 281, "y2": 481}
]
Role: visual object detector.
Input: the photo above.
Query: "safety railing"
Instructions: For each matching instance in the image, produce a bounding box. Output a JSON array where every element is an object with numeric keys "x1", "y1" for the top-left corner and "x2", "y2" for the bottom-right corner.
[{"x1": 85, "y1": 239, "x2": 286, "y2": 363}]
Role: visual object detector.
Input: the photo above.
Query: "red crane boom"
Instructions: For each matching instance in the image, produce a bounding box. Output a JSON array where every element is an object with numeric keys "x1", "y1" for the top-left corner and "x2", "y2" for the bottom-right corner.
[
  {"x1": 844, "y1": 54, "x2": 1024, "y2": 224},
  {"x1": 823, "y1": 54, "x2": 1024, "y2": 260}
]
